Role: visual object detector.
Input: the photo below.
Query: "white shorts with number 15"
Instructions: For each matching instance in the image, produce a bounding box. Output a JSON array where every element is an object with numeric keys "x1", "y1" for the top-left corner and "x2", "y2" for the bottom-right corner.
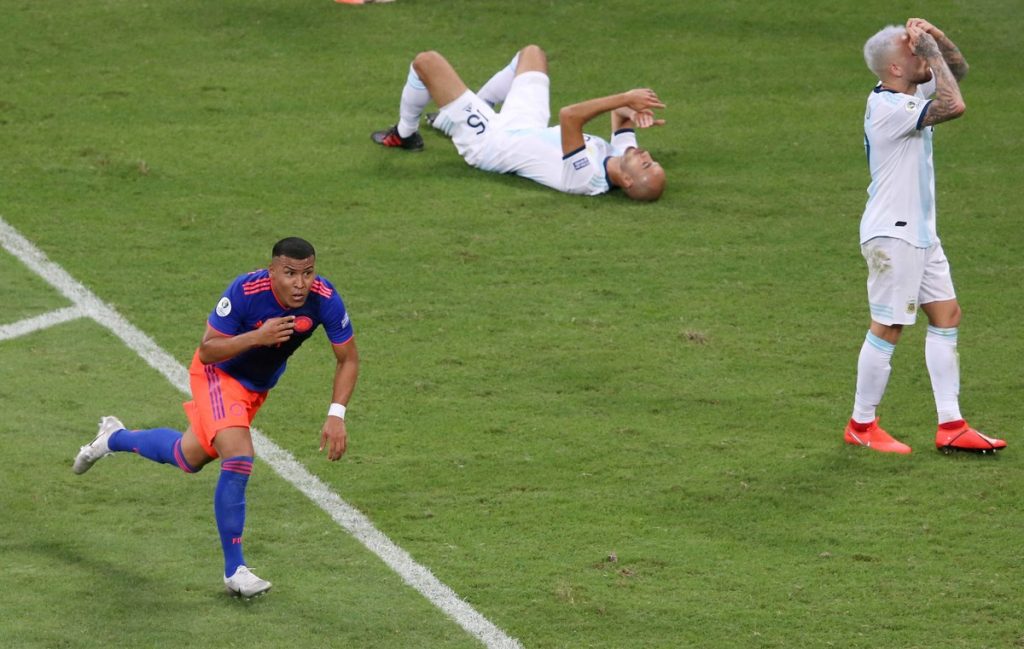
[{"x1": 432, "y1": 71, "x2": 551, "y2": 171}]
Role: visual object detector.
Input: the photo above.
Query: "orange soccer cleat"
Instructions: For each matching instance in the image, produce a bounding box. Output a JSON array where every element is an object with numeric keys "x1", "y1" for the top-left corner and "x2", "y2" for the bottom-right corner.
[
  {"x1": 844, "y1": 418, "x2": 912, "y2": 454},
  {"x1": 935, "y1": 420, "x2": 1007, "y2": 454}
]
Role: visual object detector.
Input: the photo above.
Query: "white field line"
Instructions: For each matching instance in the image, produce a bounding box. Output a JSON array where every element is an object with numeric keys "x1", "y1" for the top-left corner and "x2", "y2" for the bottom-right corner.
[
  {"x1": 0, "y1": 217, "x2": 522, "y2": 649},
  {"x1": 0, "y1": 305, "x2": 86, "y2": 341}
]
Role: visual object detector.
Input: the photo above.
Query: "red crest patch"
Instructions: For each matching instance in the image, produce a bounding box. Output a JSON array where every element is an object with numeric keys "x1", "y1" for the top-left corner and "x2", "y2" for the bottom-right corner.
[{"x1": 294, "y1": 316, "x2": 313, "y2": 333}]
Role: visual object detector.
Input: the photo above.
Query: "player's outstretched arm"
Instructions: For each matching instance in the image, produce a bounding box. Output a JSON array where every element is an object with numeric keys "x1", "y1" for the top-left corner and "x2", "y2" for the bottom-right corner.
[
  {"x1": 559, "y1": 89, "x2": 664, "y2": 155},
  {"x1": 907, "y1": 18, "x2": 968, "y2": 80},
  {"x1": 908, "y1": 27, "x2": 966, "y2": 127},
  {"x1": 198, "y1": 317, "x2": 295, "y2": 365},
  {"x1": 320, "y1": 339, "x2": 359, "y2": 461}
]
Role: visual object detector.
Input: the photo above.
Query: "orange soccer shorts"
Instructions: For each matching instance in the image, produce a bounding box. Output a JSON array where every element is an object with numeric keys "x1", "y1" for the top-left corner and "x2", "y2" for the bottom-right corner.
[{"x1": 182, "y1": 350, "x2": 268, "y2": 458}]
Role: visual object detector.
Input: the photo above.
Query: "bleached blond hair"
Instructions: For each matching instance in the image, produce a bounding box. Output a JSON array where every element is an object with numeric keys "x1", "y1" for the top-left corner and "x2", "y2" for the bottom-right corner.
[{"x1": 864, "y1": 25, "x2": 906, "y2": 78}]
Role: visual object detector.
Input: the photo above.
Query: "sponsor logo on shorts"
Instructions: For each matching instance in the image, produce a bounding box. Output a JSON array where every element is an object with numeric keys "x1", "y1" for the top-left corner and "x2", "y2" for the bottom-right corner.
[
  {"x1": 573, "y1": 158, "x2": 590, "y2": 171},
  {"x1": 294, "y1": 315, "x2": 313, "y2": 333},
  {"x1": 216, "y1": 297, "x2": 232, "y2": 316}
]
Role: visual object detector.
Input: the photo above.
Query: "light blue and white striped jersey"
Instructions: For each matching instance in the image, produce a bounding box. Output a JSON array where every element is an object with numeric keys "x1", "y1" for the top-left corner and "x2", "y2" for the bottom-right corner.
[
  {"x1": 480, "y1": 127, "x2": 638, "y2": 196},
  {"x1": 861, "y1": 76, "x2": 938, "y2": 247}
]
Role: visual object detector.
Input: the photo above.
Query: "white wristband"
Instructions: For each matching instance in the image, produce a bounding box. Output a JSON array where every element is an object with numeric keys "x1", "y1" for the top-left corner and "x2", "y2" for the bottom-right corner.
[{"x1": 328, "y1": 403, "x2": 347, "y2": 420}]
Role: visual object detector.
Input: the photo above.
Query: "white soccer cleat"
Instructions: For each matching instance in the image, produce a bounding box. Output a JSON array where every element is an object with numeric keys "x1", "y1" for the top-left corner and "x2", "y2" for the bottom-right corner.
[
  {"x1": 224, "y1": 565, "x2": 272, "y2": 598},
  {"x1": 72, "y1": 416, "x2": 125, "y2": 474}
]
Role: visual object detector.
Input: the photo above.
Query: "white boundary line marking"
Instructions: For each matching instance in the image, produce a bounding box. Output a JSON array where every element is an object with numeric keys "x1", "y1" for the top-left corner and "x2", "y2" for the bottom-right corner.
[
  {"x1": 0, "y1": 217, "x2": 522, "y2": 649},
  {"x1": 0, "y1": 305, "x2": 86, "y2": 341}
]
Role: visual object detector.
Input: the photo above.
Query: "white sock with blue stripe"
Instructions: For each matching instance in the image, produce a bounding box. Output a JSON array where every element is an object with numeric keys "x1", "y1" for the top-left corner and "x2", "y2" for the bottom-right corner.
[
  {"x1": 852, "y1": 331, "x2": 896, "y2": 424},
  {"x1": 477, "y1": 52, "x2": 520, "y2": 107},
  {"x1": 398, "y1": 64, "x2": 430, "y2": 138},
  {"x1": 925, "y1": 325, "x2": 962, "y2": 423}
]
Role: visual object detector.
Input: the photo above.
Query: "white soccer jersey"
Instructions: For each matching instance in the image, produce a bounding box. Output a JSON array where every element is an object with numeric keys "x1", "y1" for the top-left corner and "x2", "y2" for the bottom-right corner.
[
  {"x1": 479, "y1": 127, "x2": 637, "y2": 196},
  {"x1": 861, "y1": 77, "x2": 938, "y2": 247}
]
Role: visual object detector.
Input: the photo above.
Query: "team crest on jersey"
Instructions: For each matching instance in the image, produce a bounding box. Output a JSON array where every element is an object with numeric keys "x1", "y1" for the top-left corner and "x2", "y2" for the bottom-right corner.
[
  {"x1": 216, "y1": 297, "x2": 232, "y2": 316},
  {"x1": 294, "y1": 316, "x2": 313, "y2": 333},
  {"x1": 905, "y1": 101, "x2": 917, "y2": 112}
]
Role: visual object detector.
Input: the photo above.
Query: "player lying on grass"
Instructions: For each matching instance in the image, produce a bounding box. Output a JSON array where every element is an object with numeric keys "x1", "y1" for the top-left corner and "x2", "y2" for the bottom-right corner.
[
  {"x1": 372, "y1": 44, "x2": 667, "y2": 201},
  {"x1": 73, "y1": 237, "x2": 359, "y2": 597},
  {"x1": 844, "y1": 18, "x2": 1006, "y2": 455}
]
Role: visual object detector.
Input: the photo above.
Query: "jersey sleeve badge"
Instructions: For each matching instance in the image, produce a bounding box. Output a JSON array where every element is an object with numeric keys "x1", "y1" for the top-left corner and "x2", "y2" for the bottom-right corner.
[{"x1": 216, "y1": 297, "x2": 232, "y2": 317}]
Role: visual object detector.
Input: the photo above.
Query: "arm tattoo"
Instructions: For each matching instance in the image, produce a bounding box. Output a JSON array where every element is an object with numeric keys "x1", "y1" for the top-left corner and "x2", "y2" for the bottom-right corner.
[
  {"x1": 921, "y1": 57, "x2": 964, "y2": 127},
  {"x1": 913, "y1": 37, "x2": 941, "y2": 59},
  {"x1": 938, "y1": 40, "x2": 969, "y2": 81}
]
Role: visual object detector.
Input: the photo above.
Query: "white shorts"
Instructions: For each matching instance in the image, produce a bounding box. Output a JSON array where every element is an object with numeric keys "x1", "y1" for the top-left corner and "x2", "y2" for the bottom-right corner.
[
  {"x1": 433, "y1": 71, "x2": 550, "y2": 170},
  {"x1": 861, "y1": 237, "x2": 956, "y2": 326}
]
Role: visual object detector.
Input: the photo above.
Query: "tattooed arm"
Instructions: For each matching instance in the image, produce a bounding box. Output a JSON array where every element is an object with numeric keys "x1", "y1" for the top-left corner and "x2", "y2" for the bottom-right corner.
[
  {"x1": 907, "y1": 18, "x2": 969, "y2": 81},
  {"x1": 908, "y1": 27, "x2": 966, "y2": 127}
]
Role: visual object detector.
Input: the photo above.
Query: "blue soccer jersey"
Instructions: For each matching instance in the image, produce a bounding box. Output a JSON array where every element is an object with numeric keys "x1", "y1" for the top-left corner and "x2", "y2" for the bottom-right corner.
[{"x1": 207, "y1": 269, "x2": 354, "y2": 392}]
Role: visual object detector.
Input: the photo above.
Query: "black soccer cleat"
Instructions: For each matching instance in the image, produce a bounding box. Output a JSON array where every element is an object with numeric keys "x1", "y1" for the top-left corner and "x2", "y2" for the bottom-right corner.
[{"x1": 371, "y1": 125, "x2": 424, "y2": 151}]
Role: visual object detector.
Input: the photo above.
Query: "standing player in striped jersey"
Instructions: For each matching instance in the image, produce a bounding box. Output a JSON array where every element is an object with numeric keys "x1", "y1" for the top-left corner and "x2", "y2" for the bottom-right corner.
[
  {"x1": 73, "y1": 237, "x2": 359, "y2": 597},
  {"x1": 845, "y1": 18, "x2": 1005, "y2": 454},
  {"x1": 371, "y1": 44, "x2": 667, "y2": 201}
]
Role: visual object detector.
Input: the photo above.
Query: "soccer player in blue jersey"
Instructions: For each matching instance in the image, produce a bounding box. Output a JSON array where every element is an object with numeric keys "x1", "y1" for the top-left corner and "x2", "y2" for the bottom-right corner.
[
  {"x1": 73, "y1": 237, "x2": 359, "y2": 597},
  {"x1": 844, "y1": 19, "x2": 1005, "y2": 454},
  {"x1": 371, "y1": 44, "x2": 667, "y2": 201}
]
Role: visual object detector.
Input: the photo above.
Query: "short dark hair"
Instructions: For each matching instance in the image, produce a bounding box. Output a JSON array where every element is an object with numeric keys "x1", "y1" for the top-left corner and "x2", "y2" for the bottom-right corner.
[{"x1": 272, "y1": 237, "x2": 316, "y2": 260}]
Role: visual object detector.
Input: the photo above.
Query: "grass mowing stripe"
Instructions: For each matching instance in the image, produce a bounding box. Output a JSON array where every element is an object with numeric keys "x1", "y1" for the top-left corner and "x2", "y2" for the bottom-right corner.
[
  {"x1": 0, "y1": 305, "x2": 86, "y2": 341},
  {"x1": 0, "y1": 215, "x2": 523, "y2": 649}
]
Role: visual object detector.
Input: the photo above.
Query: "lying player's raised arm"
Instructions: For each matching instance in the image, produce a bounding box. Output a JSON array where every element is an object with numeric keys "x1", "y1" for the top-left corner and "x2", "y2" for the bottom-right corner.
[{"x1": 559, "y1": 89, "x2": 664, "y2": 156}]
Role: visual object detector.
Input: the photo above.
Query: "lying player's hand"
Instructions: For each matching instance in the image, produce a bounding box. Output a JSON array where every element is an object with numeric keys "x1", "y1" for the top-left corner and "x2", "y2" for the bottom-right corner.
[
  {"x1": 633, "y1": 109, "x2": 666, "y2": 129},
  {"x1": 624, "y1": 88, "x2": 665, "y2": 113}
]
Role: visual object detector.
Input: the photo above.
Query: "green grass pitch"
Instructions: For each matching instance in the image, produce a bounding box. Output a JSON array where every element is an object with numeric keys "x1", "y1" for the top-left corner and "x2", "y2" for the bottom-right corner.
[{"x1": 1, "y1": 1, "x2": 1023, "y2": 647}]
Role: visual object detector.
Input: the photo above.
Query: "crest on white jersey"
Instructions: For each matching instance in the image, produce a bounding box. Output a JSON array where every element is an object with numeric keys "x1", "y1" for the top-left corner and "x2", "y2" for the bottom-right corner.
[{"x1": 216, "y1": 297, "x2": 232, "y2": 317}]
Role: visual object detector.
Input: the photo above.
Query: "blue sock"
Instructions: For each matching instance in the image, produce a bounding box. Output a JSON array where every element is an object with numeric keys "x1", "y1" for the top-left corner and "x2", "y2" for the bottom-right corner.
[
  {"x1": 108, "y1": 428, "x2": 198, "y2": 473},
  {"x1": 216, "y1": 456, "x2": 253, "y2": 578}
]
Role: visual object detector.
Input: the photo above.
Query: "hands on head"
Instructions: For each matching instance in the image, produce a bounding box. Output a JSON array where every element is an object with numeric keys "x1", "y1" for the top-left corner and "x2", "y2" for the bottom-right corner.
[{"x1": 906, "y1": 18, "x2": 945, "y2": 40}]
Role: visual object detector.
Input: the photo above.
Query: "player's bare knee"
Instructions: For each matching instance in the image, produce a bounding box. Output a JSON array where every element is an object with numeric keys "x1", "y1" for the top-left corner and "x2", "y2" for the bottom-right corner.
[
  {"x1": 944, "y1": 304, "x2": 963, "y2": 328},
  {"x1": 516, "y1": 44, "x2": 548, "y2": 73},
  {"x1": 413, "y1": 50, "x2": 445, "y2": 76},
  {"x1": 870, "y1": 321, "x2": 903, "y2": 344},
  {"x1": 520, "y1": 44, "x2": 546, "y2": 59}
]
